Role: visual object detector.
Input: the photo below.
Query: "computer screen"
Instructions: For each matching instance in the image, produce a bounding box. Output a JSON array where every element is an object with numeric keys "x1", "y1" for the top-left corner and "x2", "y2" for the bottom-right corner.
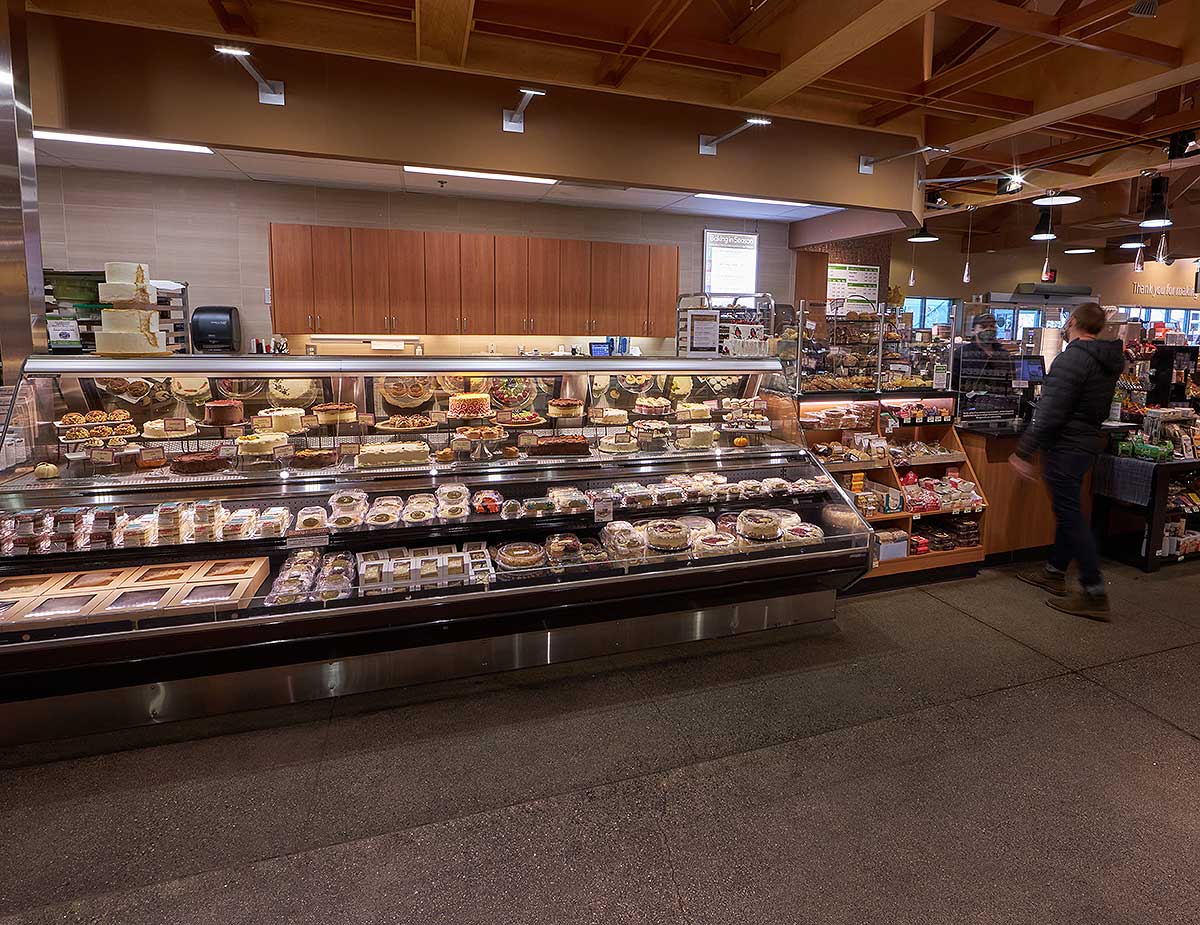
[
  {"x1": 588, "y1": 342, "x2": 612, "y2": 357},
  {"x1": 1014, "y1": 355, "x2": 1046, "y2": 383}
]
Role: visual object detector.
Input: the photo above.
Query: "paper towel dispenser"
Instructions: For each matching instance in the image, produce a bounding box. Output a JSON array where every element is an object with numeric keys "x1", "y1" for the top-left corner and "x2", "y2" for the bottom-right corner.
[{"x1": 190, "y1": 306, "x2": 242, "y2": 353}]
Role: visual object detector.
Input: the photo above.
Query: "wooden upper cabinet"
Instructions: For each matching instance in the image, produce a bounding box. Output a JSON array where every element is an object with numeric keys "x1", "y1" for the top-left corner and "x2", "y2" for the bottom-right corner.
[
  {"x1": 647, "y1": 244, "x2": 679, "y2": 339},
  {"x1": 589, "y1": 242, "x2": 622, "y2": 334},
  {"x1": 268, "y1": 223, "x2": 314, "y2": 335},
  {"x1": 423, "y1": 231, "x2": 461, "y2": 335},
  {"x1": 460, "y1": 232, "x2": 496, "y2": 335},
  {"x1": 310, "y1": 225, "x2": 354, "y2": 333},
  {"x1": 350, "y1": 228, "x2": 389, "y2": 334},
  {"x1": 558, "y1": 239, "x2": 591, "y2": 335},
  {"x1": 387, "y1": 229, "x2": 426, "y2": 334},
  {"x1": 616, "y1": 243, "x2": 650, "y2": 336},
  {"x1": 494, "y1": 235, "x2": 529, "y2": 336},
  {"x1": 528, "y1": 237, "x2": 559, "y2": 336}
]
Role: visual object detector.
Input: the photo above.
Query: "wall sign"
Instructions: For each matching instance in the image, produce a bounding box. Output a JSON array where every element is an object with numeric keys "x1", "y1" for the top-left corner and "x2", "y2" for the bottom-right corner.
[
  {"x1": 683, "y1": 308, "x2": 721, "y2": 358},
  {"x1": 703, "y1": 230, "x2": 757, "y2": 303},
  {"x1": 827, "y1": 263, "x2": 880, "y2": 304},
  {"x1": 1133, "y1": 282, "x2": 1200, "y2": 301}
]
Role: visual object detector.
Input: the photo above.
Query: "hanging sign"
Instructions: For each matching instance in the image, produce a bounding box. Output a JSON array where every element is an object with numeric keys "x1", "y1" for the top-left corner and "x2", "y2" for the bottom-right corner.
[{"x1": 703, "y1": 230, "x2": 757, "y2": 304}]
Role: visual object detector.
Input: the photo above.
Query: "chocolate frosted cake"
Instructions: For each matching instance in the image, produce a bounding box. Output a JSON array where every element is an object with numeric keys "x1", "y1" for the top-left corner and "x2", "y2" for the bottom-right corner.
[
  {"x1": 203, "y1": 399, "x2": 244, "y2": 426},
  {"x1": 170, "y1": 451, "x2": 229, "y2": 475}
]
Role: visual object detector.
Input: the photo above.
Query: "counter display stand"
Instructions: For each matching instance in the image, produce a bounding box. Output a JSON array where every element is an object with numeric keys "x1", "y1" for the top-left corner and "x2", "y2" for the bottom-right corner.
[
  {"x1": 1092, "y1": 453, "x2": 1200, "y2": 572},
  {"x1": 0, "y1": 355, "x2": 871, "y2": 744},
  {"x1": 794, "y1": 393, "x2": 989, "y2": 578}
]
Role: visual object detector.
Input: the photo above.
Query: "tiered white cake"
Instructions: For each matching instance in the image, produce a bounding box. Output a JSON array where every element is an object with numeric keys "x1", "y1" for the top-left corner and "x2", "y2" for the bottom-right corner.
[{"x1": 94, "y1": 261, "x2": 168, "y2": 355}]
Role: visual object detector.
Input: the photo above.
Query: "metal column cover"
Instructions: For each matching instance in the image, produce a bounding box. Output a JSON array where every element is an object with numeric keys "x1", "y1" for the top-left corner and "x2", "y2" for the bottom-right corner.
[{"x1": 0, "y1": 0, "x2": 42, "y2": 384}]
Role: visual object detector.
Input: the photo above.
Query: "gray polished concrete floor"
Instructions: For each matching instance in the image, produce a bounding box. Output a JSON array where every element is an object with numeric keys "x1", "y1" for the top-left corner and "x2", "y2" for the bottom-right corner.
[{"x1": 4, "y1": 559, "x2": 1200, "y2": 924}]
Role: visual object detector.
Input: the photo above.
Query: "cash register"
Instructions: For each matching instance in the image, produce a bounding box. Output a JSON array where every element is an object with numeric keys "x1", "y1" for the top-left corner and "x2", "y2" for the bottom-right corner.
[{"x1": 1014, "y1": 355, "x2": 1046, "y2": 424}]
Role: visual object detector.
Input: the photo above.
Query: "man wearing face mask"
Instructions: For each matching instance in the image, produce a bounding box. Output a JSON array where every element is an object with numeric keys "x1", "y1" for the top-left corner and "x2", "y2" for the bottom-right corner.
[
  {"x1": 1009, "y1": 302, "x2": 1124, "y2": 619},
  {"x1": 952, "y1": 312, "x2": 1014, "y2": 407}
]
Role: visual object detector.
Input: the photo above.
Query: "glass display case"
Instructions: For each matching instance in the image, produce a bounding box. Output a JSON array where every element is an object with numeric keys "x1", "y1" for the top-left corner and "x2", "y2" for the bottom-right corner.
[
  {"x1": 881, "y1": 302, "x2": 955, "y2": 392},
  {"x1": 0, "y1": 355, "x2": 871, "y2": 691},
  {"x1": 798, "y1": 298, "x2": 882, "y2": 395}
]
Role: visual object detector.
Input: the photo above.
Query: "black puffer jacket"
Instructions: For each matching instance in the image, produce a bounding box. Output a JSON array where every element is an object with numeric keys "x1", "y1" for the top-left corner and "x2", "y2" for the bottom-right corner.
[{"x1": 1016, "y1": 338, "x2": 1125, "y2": 460}]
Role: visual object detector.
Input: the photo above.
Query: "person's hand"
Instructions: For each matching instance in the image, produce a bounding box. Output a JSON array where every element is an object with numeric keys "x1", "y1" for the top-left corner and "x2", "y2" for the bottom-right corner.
[{"x1": 1009, "y1": 453, "x2": 1036, "y2": 481}]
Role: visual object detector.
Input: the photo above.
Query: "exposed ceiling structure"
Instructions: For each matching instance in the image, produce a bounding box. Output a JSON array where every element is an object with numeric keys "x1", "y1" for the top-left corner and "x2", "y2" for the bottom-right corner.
[
  {"x1": 24, "y1": 0, "x2": 1200, "y2": 211},
  {"x1": 34, "y1": 136, "x2": 843, "y2": 221}
]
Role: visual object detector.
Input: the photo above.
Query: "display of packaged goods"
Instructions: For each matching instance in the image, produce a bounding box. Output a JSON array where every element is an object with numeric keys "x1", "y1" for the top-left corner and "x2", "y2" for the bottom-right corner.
[
  {"x1": 547, "y1": 487, "x2": 589, "y2": 513},
  {"x1": 295, "y1": 506, "x2": 329, "y2": 531}
]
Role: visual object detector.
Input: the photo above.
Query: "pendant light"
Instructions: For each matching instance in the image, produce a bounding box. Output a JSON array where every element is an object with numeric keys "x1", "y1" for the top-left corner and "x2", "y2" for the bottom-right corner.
[
  {"x1": 1030, "y1": 207, "x2": 1056, "y2": 241},
  {"x1": 908, "y1": 242, "x2": 917, "y2": 287},
  {"x1": 907, "y1": 224, "x2": 938, "y2": 243},
  {"x1": 1141, "y1": 176, "x2": 1172, "y2": 228},
  {"x1": 1032, "y1": 190, "x2": 1082, "y2": 207},
  {"x1": 962, "y1": 205, "x2": 975, "y2": 284},
  {"x1": 1156, "y1": 232, "x2": 1169, "y2": 263}
]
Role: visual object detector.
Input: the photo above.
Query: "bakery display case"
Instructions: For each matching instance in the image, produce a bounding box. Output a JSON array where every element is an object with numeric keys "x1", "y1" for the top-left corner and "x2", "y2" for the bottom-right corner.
[
  {"x1": 798, "y1": 298, "x2": 882, "y2": 395},
  {"x1": 0, "y1": 355, "x2": 871, "y2": 728},
  {"x1": 881, "y1": 303, "x2": 955, "y2": 392}
]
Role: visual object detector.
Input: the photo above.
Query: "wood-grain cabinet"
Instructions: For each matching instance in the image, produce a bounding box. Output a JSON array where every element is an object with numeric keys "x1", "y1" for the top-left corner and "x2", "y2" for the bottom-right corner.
[{"x1": 270, "y1": 223, "x2": 679, "y2": 338}]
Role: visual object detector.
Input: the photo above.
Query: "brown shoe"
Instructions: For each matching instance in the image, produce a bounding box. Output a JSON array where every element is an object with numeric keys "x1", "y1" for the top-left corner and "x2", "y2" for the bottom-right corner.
[
  {"x1": 1016, "y1": 567, "x2": 1067, "y2": 596},
  {"x1": 1047, "y1": 592, "x2": 1111, "y2": 622}
]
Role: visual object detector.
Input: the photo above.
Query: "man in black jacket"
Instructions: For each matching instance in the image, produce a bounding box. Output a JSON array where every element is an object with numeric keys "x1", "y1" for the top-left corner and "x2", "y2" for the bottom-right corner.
[{"x1": 1010, "y1": 302, "x2": 1124, "y2": 619}]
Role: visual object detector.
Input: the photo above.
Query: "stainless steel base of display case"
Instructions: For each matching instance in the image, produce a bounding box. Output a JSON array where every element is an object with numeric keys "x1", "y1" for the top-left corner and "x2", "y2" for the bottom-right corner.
[{"x1": 0, "y1": 589, "x2": 834, "y2": 747}]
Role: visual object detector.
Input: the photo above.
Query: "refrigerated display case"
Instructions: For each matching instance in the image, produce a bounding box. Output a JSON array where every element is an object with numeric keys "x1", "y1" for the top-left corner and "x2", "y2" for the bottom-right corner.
[{"x1": 0, "y1": 355, "x2": 871, "y2": 741}]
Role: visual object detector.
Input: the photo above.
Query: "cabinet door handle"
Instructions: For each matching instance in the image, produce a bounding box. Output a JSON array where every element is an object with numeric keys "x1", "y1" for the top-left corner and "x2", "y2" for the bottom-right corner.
[
  {"x1": 522, "y1": 318, "x2": 526, "y2": 332},
  {"x1": 463, "y1": 314, "x2": 467, "y2": 332},
  {"x1": 531, "y1": 317, "x2": 535, "y2": 332},
  {"x1": 307, "y1": 314, "x2": 312, "y2": 330},
  {"x1": 316, "y1": 314, "x2": 321, "y2": 331}
]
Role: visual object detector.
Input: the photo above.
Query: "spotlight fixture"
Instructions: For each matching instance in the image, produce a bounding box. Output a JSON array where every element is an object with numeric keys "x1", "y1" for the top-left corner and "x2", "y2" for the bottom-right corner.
[
  {"x1": 214, "y1": 44, "x2": 284, "y2": 105},
  {"x1": 998, "y1": 173, "x2": 1025, "y2": 195},
  {"x1": 699, "y1": 117, "x2": 771, "y2": 156},
  {"x1": 502, "y1": 87, "x2": 546, "y2": 134},
  {"x1": 858, "y1": 144, "x2": 951, "y2": 175},
  {"x1": 907, "y1": 224, "x2": 938, "y2": 243},
  {"x1": 1032, "y1": 190, "x2": 1082, "y2": 207},
  {"x1": 1140, "y1": 175, "x2": 1172, "y2": 228},
  {"x1": 1063, "y1": 248, "x2": 1096, "y2": 255},
  {"x1": 1030, "y1": 208, "x2": 1056, "y2": 241}
]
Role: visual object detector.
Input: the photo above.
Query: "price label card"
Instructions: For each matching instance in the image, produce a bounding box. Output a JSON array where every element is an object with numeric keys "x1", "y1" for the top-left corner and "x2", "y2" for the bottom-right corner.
[
  {"x1": 889, "y1": 363, "x2": 912, "y2": 374},
  {"x1": 517, "y1": 432, "x2": 538, "y2": 448},
  {"x1": 286, "y1": 532, "x2": 330, "y2": 549},
  {"x1": 614, "y1": 432, "x2": 634, "y2": 444},
  {"x1": 495, "y1": 410, "x2": 513, "y2": 424},
  {"x1": 339, "y1": 442, "x2": 360, "y2": 457},
  {"x1": 359, "y1": 413, "x2": 376, "y2": 426},
  {"x1": 251, "y1": 416, "x2": 272, "y2": 432},
  {"x1": 703, "y1": 399, "x2": 719, "y2": 408},
  {"x1": 273, "y1": 443, "x2": 295, "y2": 460},
  {"x1": 752, "y1": 399, "x2": 768, "y2": 412},
  {"x1": 224, "y1": 424, "x2": 246, "y2": 438},
  {"x1": 450, "y1": 437, "x2": 472, "y2": 452},
  {"x1": 89, "y1": 447, "x2": 115, "y2": 465},
  {"x1": 164, "y1": 417, "x2": 190, "y2": 434},
  {"x1": 593, "y1": 499, "x2": 614, "y2": 523},
  {"x1": 430, "y1": 410, "x2": 448, "y2": 424},
  {"x1": 138, "y1": 446, "x2": 165, "y2": 465},
  {"x1": 301, "y1": 415, "x2": 318, "y2": 429},
  {"x1": 217, "y1": 443, "x2": 238, "y2": 459}
]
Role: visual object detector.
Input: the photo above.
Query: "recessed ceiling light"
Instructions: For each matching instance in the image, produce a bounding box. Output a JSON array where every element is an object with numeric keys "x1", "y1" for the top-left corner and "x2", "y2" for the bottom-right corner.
[
  {"x1": 693, "y1": 193, "x2": 811, "y2": 207},
  {"x1": 403, "y1": 166, "x2": 557, "y2": 184},
  {"x1": 214, "y1": 45, "x2": 252, "y2": 57},
  {"x1": 1063, "y1": 248, "x2": 1096, "y2": 254},
  {"x1": 32, "y1": 130, "x2": 213, "y2": 154},
  {"x1": 1032, "y1": 191, "x2": 1082, "y2": 206}
]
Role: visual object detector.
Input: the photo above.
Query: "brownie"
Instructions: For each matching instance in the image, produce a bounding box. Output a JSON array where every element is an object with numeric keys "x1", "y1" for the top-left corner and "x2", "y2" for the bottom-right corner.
[
  {"x1": 528, "y1": 435, "x2": 591, "y2": 457},
  {"x1": 170, "y1": 451, "x2": 229, "y2": 474}
]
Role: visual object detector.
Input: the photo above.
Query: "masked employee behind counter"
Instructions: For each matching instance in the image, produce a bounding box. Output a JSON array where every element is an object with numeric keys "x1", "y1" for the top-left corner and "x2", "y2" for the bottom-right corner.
[{"x1": 952, "y1": 312, "x2": 1017, "y2": 418}]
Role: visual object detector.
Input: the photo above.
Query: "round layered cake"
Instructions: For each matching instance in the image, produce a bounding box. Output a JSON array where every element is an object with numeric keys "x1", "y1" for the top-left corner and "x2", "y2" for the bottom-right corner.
[
  {"x1": 203, "y1": 399, "x2": 244, "y2": 426},
  {"x1": 692, "y1": 531, "x2": 738, "y2": 558},
  {"x1": 171, "y1": 377, "x2": 211, "y2": 403},
  {"x1": 448, "y1": 392, "x2": 491, "y2": 417},
  {"x1": 236, "y1": 432, "x2": 288, "y2": 456},
  {"x1": 782, "y1": 523, "x2": 826, "y2": 546},
  {"x1": 737, "y1": 509, "x2": 782, "y2": 541},
  {"x1": 170, "y1": 451, "x2": 227, "y2": 474},
  {"x1": 644, "y1": 519, "x2": 690, "y2": 551},
  {"x1": 634, "y1": 395, "x2": 672, "y2": 416},
  {"x1": 269, "y1": 378, "x2": 320, "y2": 408},
  {"x1": 313, "y1": 402, "x2": 357, "y2": 425},
  {"x1": 144, "y1": 418, "x2": 198, "y2": 439},
  {"x1": 547, "y1": 398, "x2": 584, "y2": 418},
  {"x1": 495, "y1": 541, "x2": 547, "y2": 570},
  {"x1": 256, "y1": 407, "x2": 305, "y2": 433},
  {"x1": 599, "y1": 433, "x2": 637, "y2": 454}
]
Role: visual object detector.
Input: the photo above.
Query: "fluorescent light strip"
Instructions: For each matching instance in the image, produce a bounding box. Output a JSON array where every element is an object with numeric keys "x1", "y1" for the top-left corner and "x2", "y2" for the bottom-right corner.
[
  {"x1": 1063, "y1": 248, "x2": 1096, "y2": 254},
  {"x1": 694, "y1": 193, "x2": 812, "y2": 208},
  {"x1": 33, "y1": 130, "x2": 213, "y2": 154},
  {"x1": 403, "y1": 165, "x2": 556, "y2": 185}
]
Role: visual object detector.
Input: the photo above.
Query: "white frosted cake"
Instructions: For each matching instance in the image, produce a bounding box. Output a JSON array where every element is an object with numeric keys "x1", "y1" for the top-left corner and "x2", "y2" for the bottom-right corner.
[
  {"x1": 94, "y1": 308, "x2": 167, "y2": 355},
  {"x1": 356, "y1": 441, "x2": 430, "y2": 468},
  {"x1": 256, "y1": 408, "x2": 305, "y2": 433},
  {"x1": 104, "y1": 261, "x2": 150, "y2": 284}
]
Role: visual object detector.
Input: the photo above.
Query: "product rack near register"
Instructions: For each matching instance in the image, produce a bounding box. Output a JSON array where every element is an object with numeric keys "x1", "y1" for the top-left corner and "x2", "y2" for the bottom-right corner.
[{"x1": 0, "y1": 355, "x2": 870, "y2": 741}]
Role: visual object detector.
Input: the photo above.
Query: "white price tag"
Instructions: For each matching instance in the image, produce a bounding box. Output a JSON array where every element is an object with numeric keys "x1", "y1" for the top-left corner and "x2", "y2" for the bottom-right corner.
[
  {"x1": 286, "y1": 532, "x2": 329, "y2": 549},
  {"x1": 593, "y1": 499, "x2": 614, "y2": 523}
]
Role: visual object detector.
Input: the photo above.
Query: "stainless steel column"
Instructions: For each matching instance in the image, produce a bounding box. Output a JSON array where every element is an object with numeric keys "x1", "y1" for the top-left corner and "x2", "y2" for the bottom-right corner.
[{"x1": 0, "y1": 0, "x2": 42, "y2": 384}]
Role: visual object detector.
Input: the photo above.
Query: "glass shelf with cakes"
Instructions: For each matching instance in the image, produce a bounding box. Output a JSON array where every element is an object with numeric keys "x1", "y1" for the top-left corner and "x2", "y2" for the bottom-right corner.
[{"x1": 0, "y1": 354, "x2": 873, "y2": 665}]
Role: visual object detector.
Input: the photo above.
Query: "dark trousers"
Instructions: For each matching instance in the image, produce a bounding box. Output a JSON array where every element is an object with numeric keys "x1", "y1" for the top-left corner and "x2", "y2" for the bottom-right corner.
[{"x1": 1042, "y1": 447, "x2": 1103, "y2": 591}]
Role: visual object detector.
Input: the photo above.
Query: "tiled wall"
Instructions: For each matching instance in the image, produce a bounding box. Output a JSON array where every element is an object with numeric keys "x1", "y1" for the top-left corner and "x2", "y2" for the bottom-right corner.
[{"x1": 38, "y1": 167, "x2": 796, "y2": 346}]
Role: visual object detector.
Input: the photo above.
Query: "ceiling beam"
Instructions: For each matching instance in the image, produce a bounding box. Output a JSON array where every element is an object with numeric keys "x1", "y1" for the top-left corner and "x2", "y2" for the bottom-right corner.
[
  {"x1": 416, "y1": 0, "x2": 474, "y2": 65},
  {"x1": 728, "y1": 0, "x2": 796, "y2": 44},
  {"x1": 706, "y1": 0, "x2": 740, "y2": 25},
  {"x1": 736, "y1": 0, "x2": 948, "y2": 110},
  {"x1": 599, "y1": 0, "x2": 694, "y2": 88},
  {"x1": 207, "y1": 0, "x2": 257, "y2": 34},
  {"x1": 939, "y1": 0, "x2": 1181, "y2": 68},
  {"x1": 1169, "y1": 166, "x2": 1200, "y2": 206},
  {"x1": 812, "y1": 77, "x2": 1031, "y2": 119}
]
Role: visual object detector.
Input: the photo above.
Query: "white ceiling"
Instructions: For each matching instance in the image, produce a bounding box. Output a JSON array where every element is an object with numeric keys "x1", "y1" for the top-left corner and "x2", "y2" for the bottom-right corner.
[{"x1": 34, "y1": 137, "x2": 843, "y2": 223}]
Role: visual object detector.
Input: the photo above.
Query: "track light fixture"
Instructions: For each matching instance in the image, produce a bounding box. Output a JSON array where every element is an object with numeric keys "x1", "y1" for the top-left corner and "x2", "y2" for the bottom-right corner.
[
  {"x1": 699, "y1": 117, "x2": 771, "y2": 156},
  {"x1": 502, "y1": 87, "x2": 546, "y2": 133},
  {"x1": 215, "y1": 44, "x2": 284, "y2": 105},
  {"x1": 858, "y1": 144, "x2": 951, "y2": 175}
]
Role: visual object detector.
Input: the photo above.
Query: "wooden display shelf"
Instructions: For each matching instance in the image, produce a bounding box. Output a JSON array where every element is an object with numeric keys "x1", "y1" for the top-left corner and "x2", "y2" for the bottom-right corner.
[
  {"x1": 824, "y1": 458, "x2": 890, "y2": 473},
  {"x1": 866, "y1": 511, "x2": 910, "y2": 524},
  {"x1": 897, "y1": 452, "x2": 968, "y2": 467},
  {"x1": 870, "y1": 544, "x2": 984, "y2": 577}
]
